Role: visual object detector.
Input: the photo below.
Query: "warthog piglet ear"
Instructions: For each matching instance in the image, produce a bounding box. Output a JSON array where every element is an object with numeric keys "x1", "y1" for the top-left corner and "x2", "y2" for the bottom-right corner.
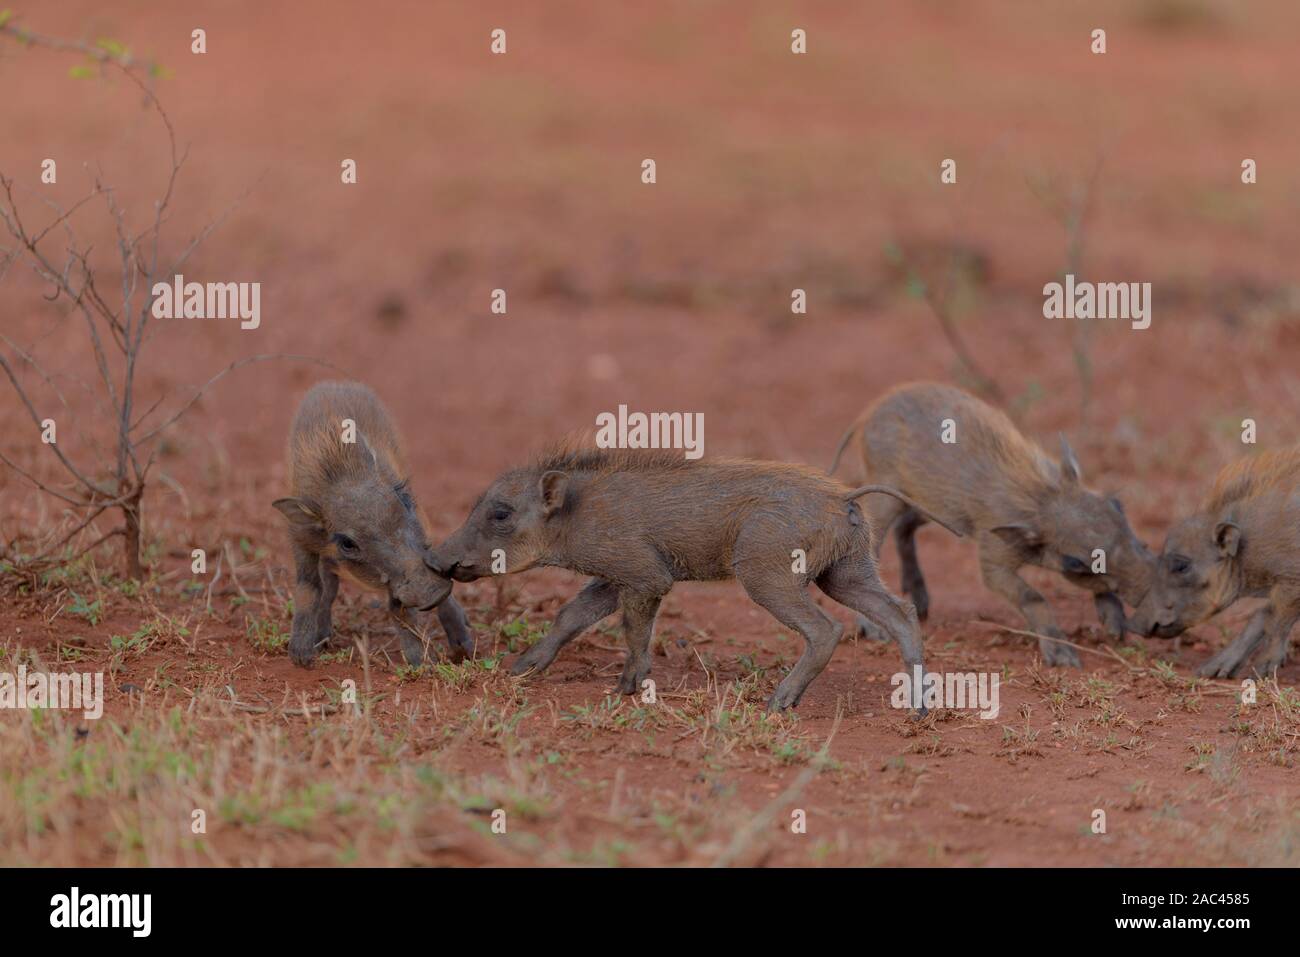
[
  {"x1": 272, "y1": 497, "x2": 324, "y2": 530},
  {"x1": 539, "y1": 471, "x2": 569, "y2": 516},
  {"x1": 1058, "y1": 433, "x2": 1082, "y2": 486},
  {"x1": 1213, "y1": 521, "x2": 1241, "y2": 558},
  {"x1": 989, "y1": 522, "x2": 1043, "y2": 553}
]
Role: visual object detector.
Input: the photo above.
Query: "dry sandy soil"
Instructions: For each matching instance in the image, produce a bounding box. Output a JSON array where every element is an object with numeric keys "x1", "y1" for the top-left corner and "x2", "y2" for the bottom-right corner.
[{"x1": 1, "y1": 0, "x2": 1298, "y2": 866}]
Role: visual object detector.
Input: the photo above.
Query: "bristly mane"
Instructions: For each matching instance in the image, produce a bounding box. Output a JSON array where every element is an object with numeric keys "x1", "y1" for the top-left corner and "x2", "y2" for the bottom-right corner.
[
  {"x1": 293, "y1": 420, "x2": 400, "y2": 488},
  {"x1": 1207, "y1": 447, "x2": 1300, "y2": 512},
  {"x1": 532, "y1": 435, "x2": 699, "y2": 474}
]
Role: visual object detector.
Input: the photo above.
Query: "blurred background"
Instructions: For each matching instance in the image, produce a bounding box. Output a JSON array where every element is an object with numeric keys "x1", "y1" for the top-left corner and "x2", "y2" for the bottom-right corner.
[
  {"x1": 2, "y1": 0, "x2": 1299, "y2": 555},
  {"x1": 4, "y1": 0, "x2": 1300, "y2": 871}
]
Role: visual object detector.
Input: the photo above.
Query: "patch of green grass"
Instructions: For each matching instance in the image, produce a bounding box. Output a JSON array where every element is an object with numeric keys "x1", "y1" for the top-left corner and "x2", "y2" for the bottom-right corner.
[
  {"x1": 66, "y1": 591, "x2": 103, "y2": 626},
  {"x1": 246, "y1": 616, "x2": 289, "y2": 653},
  {"x1": 433, "y1": 655, "x2": 503, "y2": 691},
  {"x1": 109, "y1": 623, "x2": 156, "y2": 654},
  {"x1": 499, "y1": 616, "x2": 548, "y2": 653}
]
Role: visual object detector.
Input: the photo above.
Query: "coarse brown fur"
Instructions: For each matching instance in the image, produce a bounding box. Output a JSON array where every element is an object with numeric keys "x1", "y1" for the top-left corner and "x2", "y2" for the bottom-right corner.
[
  {"x1": 428, "y1": 443, "x2": 931, "y2": 712},
  {"x1": 273, "y1": 381, "x2": 473, "y2": 667},
  {"x1": 830, "y1": 382, "x2": 1154, "y2": 666},
  {"x1": 1131, "y1": 447, "x2": 1300, "y2": 677}
]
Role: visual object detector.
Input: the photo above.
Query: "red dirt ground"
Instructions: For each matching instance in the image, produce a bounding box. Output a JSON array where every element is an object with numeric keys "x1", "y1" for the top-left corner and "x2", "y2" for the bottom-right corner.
[{"x1": 1, "y1": 0, "x2": 1298, "y2": 866}]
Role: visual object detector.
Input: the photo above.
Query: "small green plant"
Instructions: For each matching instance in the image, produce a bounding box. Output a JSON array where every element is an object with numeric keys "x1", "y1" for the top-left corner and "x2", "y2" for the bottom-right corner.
[
  {"x1": 499, "y1": 617, "x2": 548, "y2": 652},
  {"x1": 109, "y1": 632, "x2": 147, "y2": 653},
  {"x1": 246, "y1": 616, "x2": 289, "y2": 653},
  {"x1": 238, "y1": 536, "x2": 268, "y2": 561},
  {"x1": 433, "y1": 655, "x2": 502, "y2": 691},
  {"x1": 66, "y1": 591, "x2": 103, "y2": 626}
]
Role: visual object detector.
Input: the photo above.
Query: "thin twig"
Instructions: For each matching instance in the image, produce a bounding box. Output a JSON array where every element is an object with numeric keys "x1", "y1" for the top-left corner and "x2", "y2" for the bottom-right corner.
[{"x1": 711, "y1": 706, "x2": 844, "y2": 868}]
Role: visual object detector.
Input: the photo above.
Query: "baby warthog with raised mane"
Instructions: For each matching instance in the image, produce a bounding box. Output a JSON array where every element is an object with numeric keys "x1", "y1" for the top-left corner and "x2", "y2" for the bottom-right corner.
[
  {"x1": 829, "y1": 382, "x2": 1153, "y2": 666},
  {"x1": 273, "y1": 381, "x2": 473, "y2": 667},
  {"x1": 426, "y1": 445, "x2": 959, "y2": 711},
  {"x1": 1130, "y1": 447, "x2": 1300, "y2": 677}
]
